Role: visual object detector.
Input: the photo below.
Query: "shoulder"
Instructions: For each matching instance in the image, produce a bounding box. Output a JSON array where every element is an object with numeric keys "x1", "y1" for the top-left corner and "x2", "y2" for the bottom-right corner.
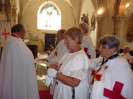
[
  {"x1": 5, "y1": 36, "x2": 20, "y2": 47},
  {"x1": 56, "y1": 40, "x2": 65, "y2": 48},
  {"x1": 108, "y1": 56, "x2": 131, "y2": 72},
  {"x1": 57, "y1": 40, "x2": 65, "y2": 45},
  {"x1": 111, "y1": 56, "x2": 129, "y2": 65},
  {"x1": 74, "y1": 50, "x2": 87, "y2": 57},
  {"x1": 69, "y1": 50, "x2": 89, "y2": 69},
  {"x1": 72, "y1": 50, "x2": 88, "y2": 62},
  {"x1": 6, "y1": 36, "x2": 27, "y2": 52},
  {"x1": 104, "y1": 57, "x2": 133, "y2": 88}
]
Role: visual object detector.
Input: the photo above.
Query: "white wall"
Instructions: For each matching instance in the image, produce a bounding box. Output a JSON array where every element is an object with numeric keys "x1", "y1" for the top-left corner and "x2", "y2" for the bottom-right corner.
[{"x1": 19, "y1": 0, "x2": 82, "y2": 52}]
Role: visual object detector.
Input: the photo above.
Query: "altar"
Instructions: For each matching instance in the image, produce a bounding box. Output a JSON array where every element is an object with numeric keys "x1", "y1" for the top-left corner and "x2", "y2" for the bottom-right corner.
[
  {"x1": 25, "y1": 39, "x2": 44, "y2": 58},
  {"x1": 35, "y1": 53, "x2": 53, "y2": 99}
]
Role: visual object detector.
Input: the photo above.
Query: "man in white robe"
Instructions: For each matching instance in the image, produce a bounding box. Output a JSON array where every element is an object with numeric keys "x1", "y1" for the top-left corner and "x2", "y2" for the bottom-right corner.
[
  {"x1": 90, "y1": 35, "x2": 133, "y2": 99},
  {"x1": 0, "y1": 24, "x2": 39, "y2": 99}
]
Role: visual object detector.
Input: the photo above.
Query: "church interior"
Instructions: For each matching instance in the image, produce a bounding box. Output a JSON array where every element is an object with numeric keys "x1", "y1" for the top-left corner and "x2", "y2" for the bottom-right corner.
[{"x1": 0, "y1": 0, "x2": 133, "y2": 99}]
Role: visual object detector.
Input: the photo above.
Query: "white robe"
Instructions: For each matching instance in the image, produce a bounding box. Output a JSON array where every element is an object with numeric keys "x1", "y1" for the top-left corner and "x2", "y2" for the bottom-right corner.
[
  {"x1": 0, "y1": 36, "x2": 39, "y2": 99},
  {"x1": 81, "y1": 35, "x2": 96, "y2": 58},
  {"x1": 91, "y1": 56, "x2": 133, "y2": 99},
  {"x1": 47, "y1": 40, "x2": 68, "y2": 95},
  {"x1": 53, "y1": 50, "x2": 90, "y2": 99},
  {"x1": 45, "y1": 68, "x2": 57, "y2": 87},
  {"x1": 47, "y1": 40, "x2": 68, "y2": 64}
]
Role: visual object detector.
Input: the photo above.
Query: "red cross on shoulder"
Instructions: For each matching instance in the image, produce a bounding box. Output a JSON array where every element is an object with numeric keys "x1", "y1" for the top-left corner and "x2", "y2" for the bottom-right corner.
[{"x1": 104, "y1": 81, "x2": 126, "y2": 99}]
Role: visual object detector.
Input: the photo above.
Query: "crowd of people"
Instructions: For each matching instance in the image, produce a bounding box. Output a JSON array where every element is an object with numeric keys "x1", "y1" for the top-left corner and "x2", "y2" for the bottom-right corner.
[
  {"x1": 46, "y1": 22, "x2": 133, "y2": 99},
  {"x1": 0, "y1": 23, "x2": 133, "y2": 99}
]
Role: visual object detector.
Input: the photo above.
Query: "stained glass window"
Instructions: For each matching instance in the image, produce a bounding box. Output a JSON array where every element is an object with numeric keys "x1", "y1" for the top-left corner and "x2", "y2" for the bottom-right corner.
[{"x1": 37, "y1": 3, "x2": 61, "y2": 31}]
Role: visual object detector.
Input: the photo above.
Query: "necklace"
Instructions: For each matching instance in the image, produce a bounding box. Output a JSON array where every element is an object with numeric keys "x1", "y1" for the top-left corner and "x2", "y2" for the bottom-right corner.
[{"x1": 91, "y1": 53, "x2": 119, "y2": 84}]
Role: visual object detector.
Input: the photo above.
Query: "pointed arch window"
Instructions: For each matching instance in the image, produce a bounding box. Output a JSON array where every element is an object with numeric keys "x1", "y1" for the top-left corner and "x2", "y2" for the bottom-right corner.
[{"x1": 37, "y1": 2, "x2": 61, "y2": 31}]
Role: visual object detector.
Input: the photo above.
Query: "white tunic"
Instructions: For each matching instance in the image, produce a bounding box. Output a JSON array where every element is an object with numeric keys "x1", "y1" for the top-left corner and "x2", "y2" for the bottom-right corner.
[
  {"x1": 0, "y1": 36, "x2": 39, "y2": 99},
  {"x1": 81, "y1": 35, "x2": 96, "y2": 58},
  {"x1": 53, "y1": 50, "x2": 90, "y2": 99},
  {"x1": 91, "y1": 56, "x2": 133, "y2": 99}
]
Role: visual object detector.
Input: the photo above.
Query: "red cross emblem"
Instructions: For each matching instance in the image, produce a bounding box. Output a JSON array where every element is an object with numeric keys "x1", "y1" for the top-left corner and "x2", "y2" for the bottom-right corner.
[
  {"x1": 2, "y1": 29, "x2": 10, "y2": 40},
  {"x1": 104, "y1": 81, "x2": 126, "y2": 99}
]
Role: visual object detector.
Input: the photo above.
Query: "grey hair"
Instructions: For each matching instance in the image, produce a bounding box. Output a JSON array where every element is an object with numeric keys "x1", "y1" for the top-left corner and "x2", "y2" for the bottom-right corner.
[{"x1": 99, "y1": 35, "x2": 120, "y2": 49}]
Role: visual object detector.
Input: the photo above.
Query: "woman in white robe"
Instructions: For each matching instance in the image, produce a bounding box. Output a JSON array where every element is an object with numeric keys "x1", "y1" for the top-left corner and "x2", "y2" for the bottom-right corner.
[
  {"x1": 0, "y1": 24, "x2": 39, "y2": 99},
  {"x1": 47, "y1": 29, "x2": 68, "y2": 64},
  {"x1": 47, "y1": 29, "x2": 68, "y2": 95},
  {"x1": 47, "y1": 39, "x2": 68, "y2": 64},
  {"x1": 50, "y1": 27, "x2": 90, "y2": 99},
  {"x1": 79, "y1": 22, "x2": 96, "y2": 58},
  {"x1": 90, "y1": 35, "x2": 133, "y2": 99}
]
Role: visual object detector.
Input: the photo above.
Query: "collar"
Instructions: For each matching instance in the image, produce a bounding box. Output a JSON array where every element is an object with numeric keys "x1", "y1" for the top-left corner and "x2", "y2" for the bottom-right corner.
[
  {"x1": 101, "y1": 53, "x2": 119, "y2": 65},
  {"x1": 11, "y1": 33, "x2": 20, "y2": 38}
]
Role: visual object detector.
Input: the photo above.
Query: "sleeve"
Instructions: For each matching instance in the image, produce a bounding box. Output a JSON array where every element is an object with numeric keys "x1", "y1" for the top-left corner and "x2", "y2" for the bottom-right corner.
[
  {"x1": 87, "y1": 38, "x2": 96, "y2": 58},
  {"x1": 68, "y1": 54, "x2": 87, "y2": 80},
  {"x1": 89, "y1": 56, "x2": 103, "y2": 69},
  {"x1": 47, "y1": 48, "x2": 59, "y2": 64}
]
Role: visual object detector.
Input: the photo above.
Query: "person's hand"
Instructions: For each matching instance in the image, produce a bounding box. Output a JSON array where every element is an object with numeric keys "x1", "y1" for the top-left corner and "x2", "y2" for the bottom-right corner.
[
  {"x1": 49, "y1": 64, "x2": 59, "y2": 71},
  {"x1": 56, "y1": 72, "x2": 63, "y2": 80}
]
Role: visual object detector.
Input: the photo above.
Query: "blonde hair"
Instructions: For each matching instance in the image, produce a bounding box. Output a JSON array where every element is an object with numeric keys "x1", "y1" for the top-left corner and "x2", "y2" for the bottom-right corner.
[
  {"x1": 65, "y1": 27, "x2": 83, "y2": 44},
  {"x1": 79, "y1": 22, "x2": 89, "y2": 33}
]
